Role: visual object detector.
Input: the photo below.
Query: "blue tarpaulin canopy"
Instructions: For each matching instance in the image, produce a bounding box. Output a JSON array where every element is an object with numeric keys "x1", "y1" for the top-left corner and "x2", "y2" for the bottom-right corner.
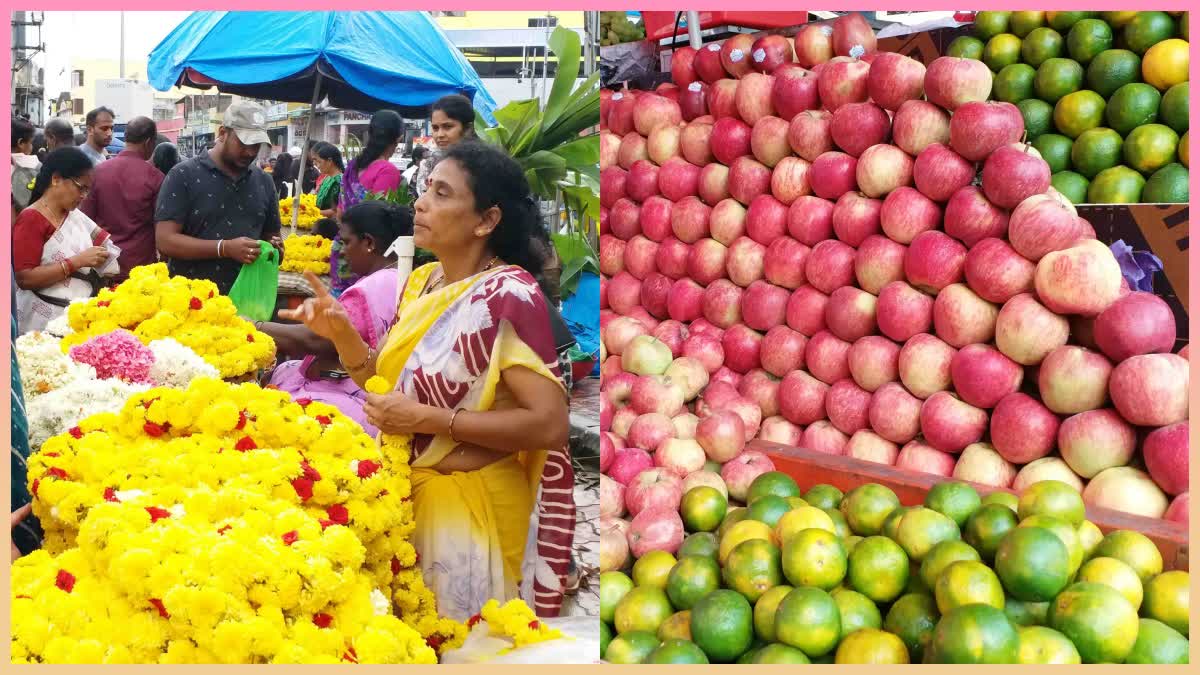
[{"x1": 147, "y1": 11, "x2": 497, "y2": 121}]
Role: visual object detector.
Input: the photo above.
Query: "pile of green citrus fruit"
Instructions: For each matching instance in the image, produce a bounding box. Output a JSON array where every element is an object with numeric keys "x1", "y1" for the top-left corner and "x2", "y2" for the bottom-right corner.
[
  {"x1": 948, "y1": 11, "x2": 1188, "y2": 203},
  {"x1": 600, "y1": 475, "x2": 1190, "y2": 664}
]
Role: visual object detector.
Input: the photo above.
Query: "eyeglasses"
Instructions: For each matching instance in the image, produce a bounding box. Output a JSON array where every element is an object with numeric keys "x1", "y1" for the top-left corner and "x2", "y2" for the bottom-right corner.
[{"x1": 69, "y1": 178, "x2": 91, "y2": 196}]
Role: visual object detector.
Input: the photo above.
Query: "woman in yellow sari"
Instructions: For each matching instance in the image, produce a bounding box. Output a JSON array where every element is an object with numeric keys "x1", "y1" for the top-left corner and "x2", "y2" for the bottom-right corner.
[{"x1": 281, "y1": 141, "x2": 573, "y2": 620}]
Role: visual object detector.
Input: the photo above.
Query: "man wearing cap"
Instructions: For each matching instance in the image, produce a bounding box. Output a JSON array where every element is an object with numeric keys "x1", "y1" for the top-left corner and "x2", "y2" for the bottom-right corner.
[
  {"x1": 81, "y1": 116, "x2": 165, "y2": 283},
  {"x1": 154, "y1": 101, "x2": 283, "y2": 295}
]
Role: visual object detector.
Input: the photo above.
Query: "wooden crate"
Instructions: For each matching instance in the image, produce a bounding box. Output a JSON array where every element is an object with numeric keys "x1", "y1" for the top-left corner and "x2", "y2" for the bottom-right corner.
[{"x1": 751, "y1": 440, "x2": 1189, "y2": 572}]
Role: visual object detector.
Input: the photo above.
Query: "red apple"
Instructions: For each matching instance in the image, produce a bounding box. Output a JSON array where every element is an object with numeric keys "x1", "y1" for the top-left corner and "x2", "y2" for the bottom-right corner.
[
  {"x1": 671, "y1": 46, "x2": 700, "y2": 87},
  {"x1": 990, "y1": 392, "x2": 1059, "y2": 464},
  {"x1": 804, "y1": 420, "x2": 850, "y2": 456},
  {"x1": 695, "y1": 42, "x2": 727, "y2": 83},
  {"x1": 627, "y1": 306, "x2": 660, "y2": 332},
  {"x1": 845, "y1": 430, "x2": 900, "y2": 465},
  {"x1": 876, "y1": 280, "x2": 933, "y2": 342},
  {"x1": 905, "y1": 231, "x2": 967, "y2": 294},
  {"x1": 608, "y1": 90, "x2": 638, "y2": 136},
  {"x1": 1143, "y1": 422, "x2": 1188, "y2": 496},
  {"x1": 933, "y1": 283, "x2": 998, "y2": 348},
  {"x1": 1164, "y1": 493, "x2": 1188, "y2": 526},
  {"x1": 711, "y1": 117, "x2": 752, "y2": 166},
  {"x1": 1034, "y1": 239, "x2": 1123, "y2": 317},
  {"x1": 892, "y1": 99, "x2": 951, "y2": 156},
  {"x1": 920, "y1": 391, "x2": 988, "y2": 453},
  {"x1": 628, "y1": 506, "x2": 685, "y2": 557},
  {"x1": 628, "y1": 412, "x2": 675, "y2": 454},
  {"x1": 848, "y1": 335, "x2": 900, "y2": 393},
  {"x1": 600, "y1": 131, "x2": 621, "y2": 171},
  {"x1": 761, "y1": 325, "x2": 808, "y2": 377},
  {"x1": 618, "y1": 132, "x2": 649, "y2": 170},
  {"x1": 742, "y1": 280, "x2": 791, "y2": 332},
  {"x1": 982, "y1": 143, "x2": 1051, "y2": 209},
  {"x1": 739, "y1": 368, "x2": 782, "y2": 418},
  {"x1": 726, "y1": 236, "x2": 767, "y2": 287},
  {"x1": 652, "y1": 320, "x2": 690, "y2": 358},
  {"x1": 655, "y1": 237, "x2": 690, "y2": 279},
  {"x1": 794, "y1": 23, "x2": 835, "y2": 68},
  {"x1": 728, "y1": 156, "x2": 773, "y2": 206},
  {"x1": 827, "y1": 378, "x2": 872, "y2": 435},
  {"x1": 944, "y1": 186, "x2": 1010, "y2": 248},
  {"x1": 659, "y1": 157, "x2": 701, "y2": 202},
  {"x1": 667, "y1": 278, "x2": 706, "y2": 323},
  {"x1": 923, "y1": 56, "x2": 993, "y2": 111},
  {"x1": 657, "y1": 83, "x2": 681, "y2": 102},
  {"x1": 1094, "y1": 292, "x2": 1176, "y2": 362},
  {"x1": 721, "y1": 324, "x2": 764, "y2": 374},
  {"x1": 703, "y1": 278, "x2": 744, "y2": 328},
  {"x1": 913, "y1": 143, "x2": 974, "y2": 203},
  {"x1": 758, "y1": 416, "x2": 803, "y2": 446},
  {"x1": 599, "y1": 517, "x2": 629, "y2": 572},
  {"x1": 721, "y1": 33, "x2": 757, "y2": 79},
  {"x1": 1038, "y1": 345, "x2": 1113, "y2": 414},
  {"x1": 600, "y1": 433, "x2": 618, "y2": 474},
  {"x1": 787, "y1": 110, "x2": 834, "y2": 161},
  {"x1": 698, "y1": 163, "x2": 731, "y2": 205},
  {"x1": 818, "y1": 56, "x2": 871, "y2": 111},
  {"x1": 805, "y1": 239, "x2": 857, "y2": 295},
  {"x1": 779, "y1": 368, "x2": 829, "y2": 425},
  {"x1": 963, "y1": 237, "x2": 1034, "y2": 304},
  {"x1": 1008, "y1": 193, "x2": 1081, "y2": 262},
  {"x1": 746, "y1": 194, "x2": 789, "y2": 245},
  {"x1": 682, "y1": 470, "x2": 727, "y2": 499},
  {"x1": 630, "y1": 373, "x2": 685, "y2": 415},
  {"x1": 953, "y1": 443, "x2": 1017, "y2": 489},
  {"x1": 750, "y1": 116, "x2": 792, "y2": 168},
  {"x1": 787, "y1": 195, "x2": 836, "y2": 245},
  {"x1": 869, "y1": 382, "x2": 923, "y2": 444},
  {"x1": 641, "y1": 273, "x2": 673, "y2": 318},
  {"x1": 736, "y1": 72, "x2": 777, "y2": 126},
  {"x1": 633, "y1": 94, "x2": 683, "y2": 137},
  {"x1": 867, "y1": 52, "x2": 926, "y2": 111},
  {"x1": 609, "y1": 446, "x2": 654, "y2": 485},
  {"x1": 764, "y1": 236, "x2": 811, "y2": 290},
  {"x1": 899, "y1": 333, "x2": 957, "y2": 399},
  {"x1": 826, "y1": 286, "x2": 878, "y2": 342},
  {"x1": 721, "y1": 450, "x2": 776, "y2": 501},
  {"x1": 695, "y1": 409, "x2": 747, "y2": 462},
  {"x1": 950, "y1": 343, "x2": 1024, "y2": 408},
  {"x1": 656, "y1": 438, "x2": 708, "y2": 477},
  {"x1": 607, "y1": 272, "x2": 642, "y2": 315},
  {"x1": 856, "y1": 144, "x2": 914, "y2": 199},
  {"x1": 896, "y1": 441, "x2": 957, "y2": 477},
  {"x1": 604, "y1": 371, "x2": 637, "y2": 406},
  {"x1": 624, "y1": 235, "x2": 659, "y2": 280},
  {"x1": 880, "y1": 186, "x2": 941, "y2": 244},
  {"x1": 626, "y1": 159, "x2": 660, "y2": 202},
  {"x1": 709, "y1": 198, "x2": 747, "y2": 245},
  {"x1": 681, "y1": 119, "x2": 715, "y2": 165},
  {"x1": 786, "y1": 285, "x2": 830, "y2": 336},
  {"x1": 770, "y1": 156, "x2": 813, "y2": 205},
  {"x1": 806, "y1": 330, "x2": 853, "y2": 384},
  {"x1": 707, "y1": 78, "x2": 740, "y2": 119},
  {"x1": 648, "y1": 125, "x2": 682, "y2": 166},
  {"x1": 950, "y1": 100, "x2": 1024, "y2": 162},
  {"x1": 682, "y1": 332, "x2": 725, "y2": 375},
  {"x1": 995, "y1": 293, "x2": 1070, "y2": 365},
  {"x1": 1059, "y1": 408, "x2": 1137, "y2": 480},
  {"x1": 686, "y1": 238, "x2": 729, "y2": 286},
  {"x1": 608, "y1": 198, "x2": 640, "y2": 240},
  {"x1": 673, "y1": 412, "x2": 700, "y2": 440},
  {"x1": 855, "y1": 235, "x2": 907, "y2": 295},
  {"x1": 601, "y1": 167, "x2": 628, "y2": 209},
  {"x1": 831, "y1": 102, "x2": 891, "y2": 158},
  {"x1": 670, "y1": 196, "x2": 711, "y2": 243},
  {"x1": 640, "y1": 196, "x2": 674, "y2": 242},
  {"x1": 772, "y1": 64, "x2": 820, "y2": 119},
  {"x1": 751, "y1": 34, "x2": 794, "y2": 73},
  {"x1": 832, "y1": 12, "x2": 877, "y2": 57},
  {"x1": 1109, "y1": 353, "x2": 1189, "y2": 426},
  {"x1": 832, "y1": 191, "x2": 883, "y2": 247},
  {"x1": 809, "y1": 151, "x2": 859, "y2": 200},
  {"x1": 603, "y1": 315, "x2": 649, "y2": 355}
]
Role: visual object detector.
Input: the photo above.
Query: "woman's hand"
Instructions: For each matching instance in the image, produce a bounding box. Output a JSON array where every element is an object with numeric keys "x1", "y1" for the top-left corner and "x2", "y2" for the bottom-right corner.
[
  {"x1": 278, "y1": 271, "x2": 354, "y2": 341},
  {"x1": 70, "y1": 246, "x2": 109, "y2": 269},
  {"x1": 363, "y1": 390, "x2": 447, "y2": 436}
]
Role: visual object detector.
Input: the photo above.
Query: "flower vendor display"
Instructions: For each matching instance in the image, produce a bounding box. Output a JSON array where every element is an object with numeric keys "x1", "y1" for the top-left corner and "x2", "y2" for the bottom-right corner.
[
  {"x1": 281, "y1": 234, "x2": 334, "y2": 275},
  {"x1": 61, "y1": 264, "x2": 275, "y2": 379},
  {"x1": 14, "y1": 378, "x2": 465, "y2": 664},
  {"x1": 14, "y1": 330, "x2": 96, "y2": 399},
  {"x1": 279, "y1": 193, "x2": 321, "y2": 230},
  {"x1": 26, "y1": 377, "x2": 151, "y2": 452}
]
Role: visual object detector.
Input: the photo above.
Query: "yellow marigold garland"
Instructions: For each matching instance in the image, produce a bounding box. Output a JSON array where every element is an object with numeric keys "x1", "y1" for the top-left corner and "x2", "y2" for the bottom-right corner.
[
  {"x1": 474, "y1": 599, "x2": 565, "y2": 650},
  {"x1": 61, "y1": 264, "x2": 275, "y2": 379},
  {"x1": 280, "y1": 234, "x2": 333, "y2": 275},
  {"x1": 279, "y1": 193, "x2": 321, "y2": 230}
]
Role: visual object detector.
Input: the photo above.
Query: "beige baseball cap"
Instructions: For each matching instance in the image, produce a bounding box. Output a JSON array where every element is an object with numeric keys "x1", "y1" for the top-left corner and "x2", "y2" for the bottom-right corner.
[{"x1": 223, "y1": 101, "x2": 271, "y2": 147}]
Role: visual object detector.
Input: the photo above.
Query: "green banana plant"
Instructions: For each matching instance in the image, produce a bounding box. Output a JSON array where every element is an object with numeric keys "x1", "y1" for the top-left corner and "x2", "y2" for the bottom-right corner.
[{"x1": 474, "y1": 24, "x2": 600, "y2": 297}]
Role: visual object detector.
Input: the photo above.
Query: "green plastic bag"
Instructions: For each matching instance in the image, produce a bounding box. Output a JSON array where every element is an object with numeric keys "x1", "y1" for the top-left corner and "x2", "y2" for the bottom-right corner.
[{"x1": 228, "y1": 240, "x2": 280, "y2": 322}]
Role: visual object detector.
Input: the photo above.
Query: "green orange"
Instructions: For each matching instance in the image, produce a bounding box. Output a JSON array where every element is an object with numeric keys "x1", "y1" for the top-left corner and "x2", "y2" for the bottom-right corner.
[
  {"x1": 1143, "y1": 162, "x2": 1189, "y2": 202},
  {"x1": 678, "y1": 531, "x2": 719, "y2": 560},
  {"x1": 1123, "y1": 12, "x2": 1177, "y2": 55},
  {"x1": 1092, "y1": 530, "x2": 1163, "y2": 583},
  {"x1": 781, "y1": 527, "x2": 847, "y2": 590},
  {"x1": 884, "y1": 593, "x2": 940, "y2": 662},
  {"x1": 1034, "y1": 133, "x2": 1075, "y2": 172},
  {"x1": 1010, "y1": 11, "x2": 1046, "y2": 38},
  {"x1": 646, "y1": 639, "x2": 709, "y2": 664},
  {"x1": 1034, "y1": 57, "x2": 1084, "y2": 103},
  {"x1": 1018, "y1": 98, "x2": 1055, "y2": 138},
  {"x1": 1051, "y1": 171, "x2": 1090, "y2": 204},
  {"x1": 681, "y1": 486, "x2": 728, "y2": 533},
  {"x1": 690, "y1": 589, "x2": 755, "y2": 663},
  {"x1": 1054, "y1": 89, "x2": 1107, "y2": 138},
  {"x1": 848, "y1": 535, "x2": 910, "y2": 603},
  {"x1": 774, "y1": 587, "x2": 842, "y2": 658},
  {"x1": 947, "y1": 36, "x2": 985, "y2": 60},
  {"x1": 994, "y1": 64, "x2": 1036, "y2": 102},
  {"x1": 920, "y1": 539, "x2": 982, "y2": 590},
  {"x1": 1086, "y1": 49, "x2": 1142, "y2": 97},
  {"x1": 1017, "y1": 626, "x2": 1082, "y2": 664},
  {"x1": 1066, "y1": 18, "x2": 1113, "y2": 63},
  {"x1": 1021, "y1": 27, "x2": 1064, "y2": 67},
  {"x1": 753, "y1": 643, "x2": 811, "y2": 663},
  {"x1": 1088, "y1": 165, "x2": 1146, "y2": 202},
  {"x1": 1047, "y1": 581, "x2": 1140, "y2": 663},
  {"x1": 896, "y1": 507, "x2": 962, "y2": 563},
  {"x1": 746, "y1": 494, "x2": 792, "y2": 528},
  {"x1": 752, "y1": 584, "x2": 793, "y2": 642},
  {"x1": 1046, "y1": 11, "x2": 1097, "y2": 32},
  {"x1": 1159, "y1": 82, "x2": 1189, "y2": 133},
  {"x1": 841, "y1": 483, "x2": 900, "y2": 536},
  {"x1": 604, "y1": 630, "x2": 658, "y2": 663},
  {"x1": 963, "y1": 503, "x2": 1019, "y2": 562},
  {"x1": 835, "y1": 629, "x2": 910, "y2": 663},
  {"x1": 1017, "y1": 514, "x2": 1084, "y2": 576},
  {"x1": 1075, "y1": 556, "x2": 1143, "y2": 609},
  {"x1": 974, "y1": 11, "x2": 1012, "y2": 40},
  {"x1": 929, "y1": 603, "x2": 1021, "y2": 664},
  {"x1": 935, "y1": 560, "x2": 1006, "y2": 614},
  {"x1": 981, "y1": 491, "x2": 1019, "y2": 512},
  {"x1": 632, "y1": 549, "x2": 677, "y2": 589},
  {"x1": 774, "y1": 505, "x2": 836, "y2": 545},
  {"x1": 1017, "y1": 479, "x2": 1086, "y2": 525},
  {"x1": 746, "y1": 471, "x2": 801, "y2": 504},
  {"x1": 1142, "y1": 570, "x2": 1190, "y2": 636},
  {"x1": 658, "y1": 610, "x2": 693, "y2": 642},
  {"x1": 1125, "y1": 618, "x2": 1190, "y2": 664},
  {"x1": 1106, "y1": 82, "x2": 1162, "y2": 135},
  {"x1": 925, "y1": 481, "x2": 982, "y2": 528},
  {"x1": 1005, "y1": 597, "x2": 1050, "y2": 627},
  {"x1": 1076, "y1": 520, "x2": 1104, "y2": 559},
  {"x1": 600, "y1": 571, "x2": 635, "y2": 624},
  {"x1": 1124, "y1": 123, "x2": 1179, "y2": 174},
  {"x1": 831, "y1": 587, "x2": 883, "y2": 640},
  {"x1": 666, "y1": 555, "x2": 722, "y2": 610},
  {"x1": 722, "y1": 538, "x2": 783, "y2": 604},
  {"x1": 600, "y1": 620, "x2": 612, "y2": 657},
  {"x1": 984, "y1": 33, "x2": 1023, "y2": 71},
  {"x1": 614, "y1": 585, "x2": 674, "y2": 634},
  {"x1": 719, "y1": 518, "x2": 774, "y2": 565},
  {"x1": 994, "y1": 526, "x2": 1071, "y2": 602},
  {"x1": 803, "y1": 484, "x2": 843, "y2": 510}
]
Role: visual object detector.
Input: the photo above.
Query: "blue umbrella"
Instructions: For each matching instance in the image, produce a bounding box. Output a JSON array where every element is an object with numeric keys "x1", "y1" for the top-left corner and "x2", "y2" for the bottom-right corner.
[{"x1": 147, "y1": 11, "x2": 496, "y2": 121}]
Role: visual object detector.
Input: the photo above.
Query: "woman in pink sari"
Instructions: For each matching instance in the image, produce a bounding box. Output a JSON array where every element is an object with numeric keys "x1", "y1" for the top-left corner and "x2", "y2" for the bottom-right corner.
[
  {"x1": 332, "y1": 111, "x2": 404, "y2": 295},
  {"x1": 256, "y1": 201, "x2": 413, "y2": 434}
]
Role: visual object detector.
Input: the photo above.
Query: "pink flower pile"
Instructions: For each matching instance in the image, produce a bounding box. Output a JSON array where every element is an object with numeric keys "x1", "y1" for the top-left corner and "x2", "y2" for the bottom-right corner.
[{"x1": 69, "y1": 329, "x2": 156, "y2": 384}]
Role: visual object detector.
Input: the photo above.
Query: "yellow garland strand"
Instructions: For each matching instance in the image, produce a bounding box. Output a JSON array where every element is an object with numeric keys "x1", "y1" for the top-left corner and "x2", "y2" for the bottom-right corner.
[
  {"x1": 477, "y1": 599, "x2": 564, "y2": 650},
  {"x1": 280, "y1": 235, "x2": 333, "y2": 275},
  {"x1": 279, "y1": 194, "x2": 321, "y2": 230}
]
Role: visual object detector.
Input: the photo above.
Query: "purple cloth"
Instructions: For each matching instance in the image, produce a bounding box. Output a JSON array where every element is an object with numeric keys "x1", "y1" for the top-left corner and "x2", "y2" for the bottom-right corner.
[
  {"x1": 332, "y1": 158, "x2": 403, "y2": 292},
  {"x1": 1110, "y1": 239, "x2": 1163, "y2": 293},
  {"x1": 268, "y1": 267, "x2": 399, "y2": 434}
]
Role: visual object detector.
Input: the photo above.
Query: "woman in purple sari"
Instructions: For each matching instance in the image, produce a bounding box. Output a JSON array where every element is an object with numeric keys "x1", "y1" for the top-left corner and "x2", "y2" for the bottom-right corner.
[
  {"x1": 331, "y1": 111, "x2": 404, "y2": 295},
  {"x1": 256, "y1": 201, "x2": 412, "y2": 434}
]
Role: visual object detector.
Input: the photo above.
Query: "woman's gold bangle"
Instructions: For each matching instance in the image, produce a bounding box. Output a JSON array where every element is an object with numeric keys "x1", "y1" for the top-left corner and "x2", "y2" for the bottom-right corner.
[
  {"x1": 341, "y1": 346, "x2": 374, "y2": 371},
  {"x1": 448, "y1": 408, "x2": 464, "y2": 442}
]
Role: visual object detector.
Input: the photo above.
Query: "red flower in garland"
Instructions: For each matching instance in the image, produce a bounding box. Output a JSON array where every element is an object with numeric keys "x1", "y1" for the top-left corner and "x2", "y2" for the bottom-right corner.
[
  {"x1": 234, "y1": 436, "x2": 257, "y2": 451},
  {"x1": 312, "y1": 613, "x2": 333, "y2": 628},
  {"x1": 356, "y1": 460, "x2": 380, "y2": 478},
  {"x1": 467, "y1": 614, "x2": 482, "y2": 628},
  {"x1": 31, "y1": 479, "x2": 40, "y2": 496},
  {"x1": 141, "y1": 397, "x2": 159, "y2": 409},
  {"x1": 189, "y1": 297, "x2": 203, "y2": 310},
  {"x1": 290, "y1": 477, "x2": 314, "y2": 502},
  {"x1": 236, "y1": 410, "x2": 249, "y2": 430},
  {"x1": 315, "y1": 415, "x2": 332, "y2": 426},
  {"x1": 319, "y1": 519, "x2": 334, "y2": 530},
  {"x1": 326, "y1": 504, "x2": 349, "y2": 525},
  {"x1": 217, "y1": 525, "x2": 232, "y2": 535},
  {"x1": 342, "y1": 647, "x2": 358, "y2": 663},
  {"x1": 143, "y1": 422, "x2": 166, "y2": 437},
  {"x1": 46, "y1": 467, "x2": 68, "y2": 480},
  {"x1": 281, "y1": 530, "x2": 299, "y2": 546},
  {"x1": 103, "y1": 487, "x2": 119, "y2": 503},
  {"x1": 149, "y1": 598, "x2": 170, "y2": 618},
  {"x1": 300, "y1": 461, "x2": 322, "y2": 481},
  {"x1": 96, "y1": 300, "x2": 111, "y2": 307},
  {"x1": 55, "y1": 569, "x2": 76, "y2": 593},
  {"x1": 246, "y1": 334, "x2": 255, "y2": 343},
  {"x1": 68, "y1": 426, "x2": 83, "y2": 439},
  {"x1": 426, "y1": 635, "x2": 446, "y2": 652},
  {"x1": 208, "y1": 290, "x2": 215, "y2": 299},
  {"x1": 295, "y1": 398, "x2": 313, "y2": 407},
  {"x1": 43, "y1": 452, "x2": 60, "y2": 458},
  {"x1": 145, "y1": 507, "x2": 172, "y2": 523},
  {"x1": 528, "y1": 620, "x2": 541, "y2": 630},
  {"x1": 391, "y1": 557, "x2": 401, "y2": 575}
]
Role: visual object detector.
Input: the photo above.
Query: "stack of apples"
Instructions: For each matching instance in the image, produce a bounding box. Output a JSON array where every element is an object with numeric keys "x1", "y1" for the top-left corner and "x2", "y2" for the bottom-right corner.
[{"x1": 599, "y1": 14, "x2": 1188, "y2": 573}]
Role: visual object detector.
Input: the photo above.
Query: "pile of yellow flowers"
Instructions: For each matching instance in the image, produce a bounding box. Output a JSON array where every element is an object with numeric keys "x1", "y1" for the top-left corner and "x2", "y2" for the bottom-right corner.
[
  {"x1": 281, "y1": 235, "x2": 333, "y2": 275},
  {"x1": 62, "y1": 264, "x2": 275, "y2": 379},
  {"x1": 475, "y1": 599, "x2": 565, "y2": 651},
  {"x1": 14, "y1": 378, "x2": 466, "y2": 663},
  {"x1": 279, "y1": 193, "x2": 321, "y2": 230}
]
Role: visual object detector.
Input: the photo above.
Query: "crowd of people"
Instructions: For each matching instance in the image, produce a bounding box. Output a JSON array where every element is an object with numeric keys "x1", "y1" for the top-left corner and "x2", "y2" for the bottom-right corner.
[{"x1": 10, "y1": 92, "x2": 584, "y2": 619}]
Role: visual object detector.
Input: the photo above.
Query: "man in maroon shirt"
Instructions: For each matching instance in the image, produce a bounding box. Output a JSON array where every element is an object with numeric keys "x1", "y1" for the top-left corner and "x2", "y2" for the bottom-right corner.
[{"x1": 80, "y1": 116, "x2": 164, "y2": 282}]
